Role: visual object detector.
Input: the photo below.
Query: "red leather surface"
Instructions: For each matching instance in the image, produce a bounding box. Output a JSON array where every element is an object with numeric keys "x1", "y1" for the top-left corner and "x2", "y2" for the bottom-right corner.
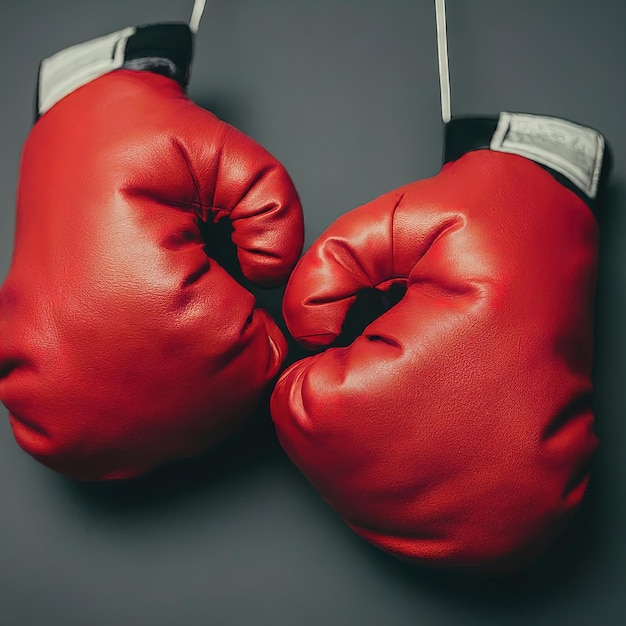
[
  {"x1": 0, "y1": 69, "x2": 303, "y2": 480},
  {"x1": 271, "y1": 150, "x2": 598, "y2": 571}
]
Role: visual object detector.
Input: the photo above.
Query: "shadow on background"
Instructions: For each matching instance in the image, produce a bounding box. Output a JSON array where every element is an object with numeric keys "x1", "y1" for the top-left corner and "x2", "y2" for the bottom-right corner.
[
  {"x1": 59, "y1": 397, "x2": 289, "y2": 518},
  {"x1": 350, "y1": 470, "x2": 609, "y2": 615}
]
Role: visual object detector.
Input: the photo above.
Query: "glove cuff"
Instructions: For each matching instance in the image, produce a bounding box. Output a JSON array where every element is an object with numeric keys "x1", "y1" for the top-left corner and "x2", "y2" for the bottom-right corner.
[
  {"x1": 36, "y1": 23, "x2": 193, "y2": 119},
  {"x1": 443, "y1": 113, "x2": 612, "y2": 211}
]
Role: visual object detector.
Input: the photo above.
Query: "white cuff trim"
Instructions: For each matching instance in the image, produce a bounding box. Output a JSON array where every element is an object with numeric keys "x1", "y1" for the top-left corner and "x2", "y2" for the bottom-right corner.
[
  {"x1": 38, "y1": 26, "x2": 136, "y2": 116},
  {"x1": 490, "y1": 112, "x2": 605, "y2": 199}
]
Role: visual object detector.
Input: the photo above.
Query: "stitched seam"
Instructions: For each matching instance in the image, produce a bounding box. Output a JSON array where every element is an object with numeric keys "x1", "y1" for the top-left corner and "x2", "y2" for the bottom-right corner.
[
  {"x1": 389, "y1": 190, "x2": 404, "y2": 281},
  {"x1": 334, "y1": 237, "x2": 375, "y2": 288},
  {"x1": 172, "y1": 137, "x2": 206, "y2": 214},
  {"x1": 230, "y1": 163, "x2": 278, "y2": 218},
  {"x1": 372, "y1": 214, "x2": 464, "y2": 292}
]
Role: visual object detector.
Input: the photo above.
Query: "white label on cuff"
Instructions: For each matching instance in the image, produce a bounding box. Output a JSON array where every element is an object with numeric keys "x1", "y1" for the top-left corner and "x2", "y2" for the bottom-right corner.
[
  {"x1": 38, "y1": 26, "x2": 136, "y2": 116},
  {"x1": 490, "y1": 112, "x2": 604, "y2": 199}
]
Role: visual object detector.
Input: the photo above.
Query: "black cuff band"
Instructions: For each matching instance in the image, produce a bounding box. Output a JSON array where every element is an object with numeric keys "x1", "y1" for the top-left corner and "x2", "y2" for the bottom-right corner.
[{"x1": 122, "y1": 23, "x2": 193, "y2": 87}]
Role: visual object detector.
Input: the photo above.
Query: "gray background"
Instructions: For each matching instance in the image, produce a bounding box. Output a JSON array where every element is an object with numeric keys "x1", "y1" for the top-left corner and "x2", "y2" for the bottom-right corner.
[{"x1": 1, "y1": 1, "x2": 625, "y2": 624}]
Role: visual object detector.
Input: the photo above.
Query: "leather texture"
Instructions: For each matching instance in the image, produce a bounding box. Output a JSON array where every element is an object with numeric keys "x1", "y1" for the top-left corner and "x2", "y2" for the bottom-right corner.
[
  {"x1": 0, "y1": 69, "x2": 304, "y2": 481},
  {"x1": 271, "y1": 149, "x2": 598, "y2": 571}
]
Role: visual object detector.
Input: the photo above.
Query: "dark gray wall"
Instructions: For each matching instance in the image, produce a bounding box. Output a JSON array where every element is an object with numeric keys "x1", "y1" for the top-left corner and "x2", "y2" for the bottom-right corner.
[{"x1": 1, "y1": 1, "x2": 625, "y2": 624}]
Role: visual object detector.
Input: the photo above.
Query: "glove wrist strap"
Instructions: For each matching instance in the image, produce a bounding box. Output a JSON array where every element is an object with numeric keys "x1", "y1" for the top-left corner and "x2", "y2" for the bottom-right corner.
[
  {"x1": 443, "y1": 113, "x2": 611, "y2": 210},
  {"x1": 36, "y1": 23, "x2": 193, "y2": 119}
]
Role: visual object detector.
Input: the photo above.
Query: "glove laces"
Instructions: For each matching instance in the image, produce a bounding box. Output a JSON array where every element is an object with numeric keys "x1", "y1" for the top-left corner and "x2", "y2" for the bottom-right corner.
[
  {"x1": 189, "y1": 0, "x2": 207, "y2": 34},
  {"x1": 435, "y1": 0, "x2": 451, "y2": 123}
]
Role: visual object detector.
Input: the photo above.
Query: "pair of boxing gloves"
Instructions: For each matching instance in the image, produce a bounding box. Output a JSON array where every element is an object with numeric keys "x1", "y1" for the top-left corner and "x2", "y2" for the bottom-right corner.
[{"x1": 0, "y1": 23, "x2": 611, "y2": 572}]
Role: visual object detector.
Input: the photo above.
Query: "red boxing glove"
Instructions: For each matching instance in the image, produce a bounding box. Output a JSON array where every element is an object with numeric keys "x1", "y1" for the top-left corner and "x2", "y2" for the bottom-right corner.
[
  {"x1": 271, "y1": 113, "x2": 610, "y2": 571},
  {"x1": 0, "y1": 24, "x2": 303, "y2": 481}
]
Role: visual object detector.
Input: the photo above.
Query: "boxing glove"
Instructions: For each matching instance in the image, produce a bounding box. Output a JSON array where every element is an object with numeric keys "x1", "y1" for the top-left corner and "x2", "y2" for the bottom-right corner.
[
  {"x1": 0, "y1": 23, "x2": 303, "y2": 481},
  {"x1": 271, "y1": 113, "x2": 610, "y2": 571}
]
